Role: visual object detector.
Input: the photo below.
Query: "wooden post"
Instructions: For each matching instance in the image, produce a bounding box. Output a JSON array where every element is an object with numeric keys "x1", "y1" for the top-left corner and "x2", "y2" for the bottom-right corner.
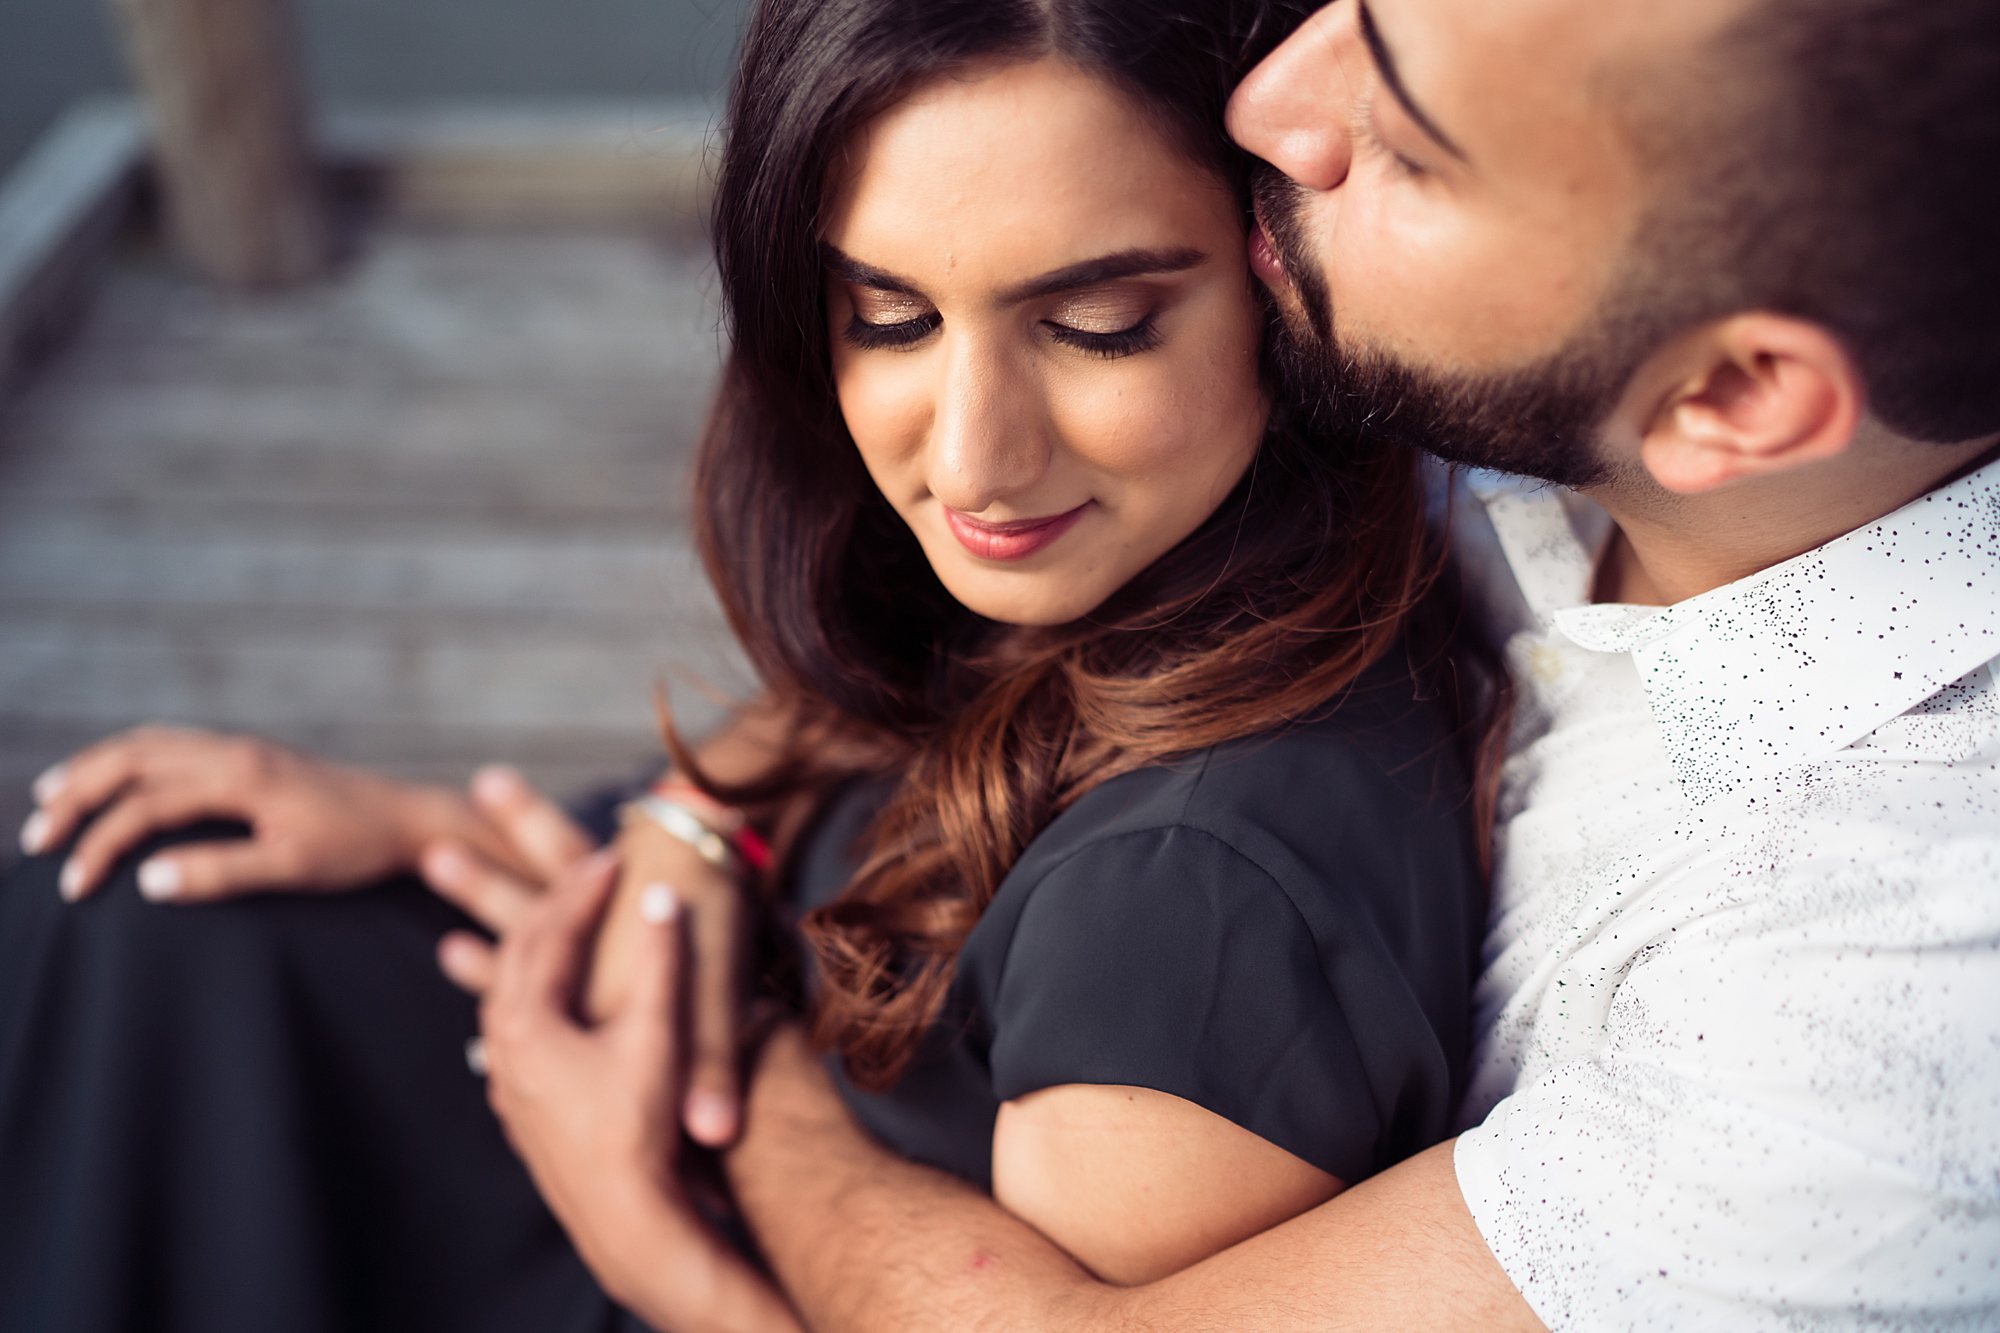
[{"x1": 106, "y1": 0, "x2": 330, "y2": 287}]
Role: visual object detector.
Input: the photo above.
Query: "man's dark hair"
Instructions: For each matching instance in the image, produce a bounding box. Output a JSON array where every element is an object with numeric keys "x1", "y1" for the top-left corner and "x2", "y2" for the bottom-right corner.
[{"x1": 1624, "y1": 0, "x2": 2000, "y2": 443}]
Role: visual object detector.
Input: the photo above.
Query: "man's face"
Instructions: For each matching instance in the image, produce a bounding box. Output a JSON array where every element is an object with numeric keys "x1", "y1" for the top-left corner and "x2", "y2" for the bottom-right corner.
[{"x1": 1228, "y1": 0, "x2": 1732, "y2": 487}]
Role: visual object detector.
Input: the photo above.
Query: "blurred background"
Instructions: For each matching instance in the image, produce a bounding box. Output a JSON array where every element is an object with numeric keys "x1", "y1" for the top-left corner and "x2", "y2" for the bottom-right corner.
[{"x1": 0, "y1": 0, "x2": 758, "y2": 852}]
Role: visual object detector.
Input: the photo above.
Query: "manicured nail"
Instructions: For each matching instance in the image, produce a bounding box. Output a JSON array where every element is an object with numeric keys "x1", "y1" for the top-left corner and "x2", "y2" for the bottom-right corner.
[
  {"x1": 640, "y1": 882, "x2": 680, "y2": 923},
  {"x1": 686, "y1": 1090, "x2": 737, "y2": 1142},
  {"x1": 137, "y1": 859, "x2": 181, "y2": 901},
  {"x1": 424, "y1": 843, "x2": 468, "y2": 880},
  {"x1": 472, "y1": 764, "x2": 523, "y2": 803},
  {"x1": 31, "y1": 763, "x2": 67, "y2": 805},
  {"x1": 18, "y1": 810, "x2": 49, "y2": 857},
  {"x1": 58, "y1": 859, "x2": 85, "y2": 902}
]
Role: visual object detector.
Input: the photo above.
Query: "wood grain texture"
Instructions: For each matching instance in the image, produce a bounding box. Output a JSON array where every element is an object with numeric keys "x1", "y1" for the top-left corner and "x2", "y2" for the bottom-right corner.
[{"x1": 0, "y1": 225, "x2": 750, "y2": 859}]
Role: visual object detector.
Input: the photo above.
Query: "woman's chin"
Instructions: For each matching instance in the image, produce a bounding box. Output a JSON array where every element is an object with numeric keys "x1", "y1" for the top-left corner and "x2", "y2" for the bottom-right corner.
[{"x1": 935, "y1": 569, "x2": 1114, "y2": 628}]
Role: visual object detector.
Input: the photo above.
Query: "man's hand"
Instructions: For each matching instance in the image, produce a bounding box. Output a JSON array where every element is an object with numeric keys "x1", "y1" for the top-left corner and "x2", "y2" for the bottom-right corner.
[
  {"x1": 421, "y1": 764, "x2": 756, "y2": 1148},
  {"x1": 17, "y1": 725, "x2": 507, "y2": 904},
  {"x1": 461, "y1": 849, "x2": 801, "y2": 1333}
]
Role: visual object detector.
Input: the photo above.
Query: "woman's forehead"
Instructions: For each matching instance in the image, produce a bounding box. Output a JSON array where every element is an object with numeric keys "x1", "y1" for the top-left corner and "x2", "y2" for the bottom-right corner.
[{"x1": 821, "y1": 56, "x2": 1238, "y2": 293}]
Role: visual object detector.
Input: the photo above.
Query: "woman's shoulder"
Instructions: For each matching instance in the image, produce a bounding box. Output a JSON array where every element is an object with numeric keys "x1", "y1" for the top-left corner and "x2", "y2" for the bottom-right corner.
[
  {"x1": 964, "y1": 655, "x2": 1485, "y2": 1183},
  {"x1": 1006, "y1": 651, "x2": 1478, "y2": 912}
]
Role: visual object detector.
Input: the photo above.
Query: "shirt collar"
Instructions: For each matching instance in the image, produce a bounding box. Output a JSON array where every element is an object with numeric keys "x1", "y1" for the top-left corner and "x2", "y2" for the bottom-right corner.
[{"x1": 1478, "y1": 456, "x2": 2000, "y2": 806}]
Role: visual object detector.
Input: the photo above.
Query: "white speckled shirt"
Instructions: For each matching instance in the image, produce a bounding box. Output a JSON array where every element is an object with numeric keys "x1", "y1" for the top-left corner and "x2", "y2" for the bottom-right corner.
[{"x1": 1451, "y1": 456, "x2": 2000, "y2": 1331}]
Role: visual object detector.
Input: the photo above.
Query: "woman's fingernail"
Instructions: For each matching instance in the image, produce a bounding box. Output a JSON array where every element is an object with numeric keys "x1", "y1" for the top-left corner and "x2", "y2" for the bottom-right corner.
[
  {"x1": 686, "y1": 1091, "x2": 737, "y2": 1141},
  {"x1": 472, "y1": 764, "x2": 522, "y2": 803},
  {"x1": 18, "y1": 810, "x2": 50, "y2": 857},
  {"x1": 137, "y1": 859, "x2": 181, "y2": 901},
  {"x1": 58, "y1": 860, "x2": 85, "y2": 902},
  {"x1": 31, "y1": 763, "x2": 67, "y2": 805},
  {"x1": 640, "y1": 882, "x2": 680, "y2": 923},
  {"x1": 423, "y1": 842, "x2": 468, "y2": 881}
]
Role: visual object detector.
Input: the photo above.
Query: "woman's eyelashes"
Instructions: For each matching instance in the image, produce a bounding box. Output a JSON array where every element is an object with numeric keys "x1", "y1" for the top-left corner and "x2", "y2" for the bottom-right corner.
[
  {"x1": 839, "y1": 302, "x2": 1163, "y2": 359},
  {"x1": 842, "y1": 309, "x2": 942, "y2": 349},
  {"x1": 1045, "y1": 315, "x2": 1161, "y2": 358}
]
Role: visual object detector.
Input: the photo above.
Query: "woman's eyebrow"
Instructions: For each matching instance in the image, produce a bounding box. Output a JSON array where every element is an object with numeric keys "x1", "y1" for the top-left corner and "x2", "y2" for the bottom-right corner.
[
  {"x1": 823, "y1": 245, "x2": 921, "y2": 296},
  {"x1": 998, "y1": 247, "x2": 1207, "y2": 303},
  {"x1": 821, "y1": 244, "x2": 1207, "y2": 305}
]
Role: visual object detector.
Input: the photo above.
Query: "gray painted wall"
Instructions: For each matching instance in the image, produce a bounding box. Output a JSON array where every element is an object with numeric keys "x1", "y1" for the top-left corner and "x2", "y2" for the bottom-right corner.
[{"x1": 0, "y1": 0, "x2": 749, "y2": 178}]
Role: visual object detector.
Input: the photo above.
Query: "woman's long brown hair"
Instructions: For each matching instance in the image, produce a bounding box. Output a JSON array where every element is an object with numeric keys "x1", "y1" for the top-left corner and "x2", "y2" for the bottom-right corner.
[{"x1": 669, "y1": 0, "x2": 1486, "y2": 1091}]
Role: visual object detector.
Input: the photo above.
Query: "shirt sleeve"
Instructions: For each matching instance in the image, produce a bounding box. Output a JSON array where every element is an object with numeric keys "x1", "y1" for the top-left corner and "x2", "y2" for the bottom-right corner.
[
  {"x1": 986, "y1": 824, "x2": 1384, "y2": 1184},
  {"x1": 1454, "y1": 829, "x2": 2000, "y2": 1332}
]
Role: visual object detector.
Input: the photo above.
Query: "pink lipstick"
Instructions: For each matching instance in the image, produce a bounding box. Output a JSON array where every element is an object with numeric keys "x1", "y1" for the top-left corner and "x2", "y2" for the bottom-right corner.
[{"x1": 943, "y1": 503, "x2": 1091, "y2": 562}]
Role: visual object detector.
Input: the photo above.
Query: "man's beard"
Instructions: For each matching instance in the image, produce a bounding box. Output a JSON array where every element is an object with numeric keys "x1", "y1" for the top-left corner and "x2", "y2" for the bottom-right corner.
[{"x1": 1252, "y1": 167, "x2": 1647, "y2": 491}]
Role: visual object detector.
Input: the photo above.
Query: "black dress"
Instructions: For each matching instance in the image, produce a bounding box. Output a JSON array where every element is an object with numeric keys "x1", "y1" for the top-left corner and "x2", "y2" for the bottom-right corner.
[
  {"x1": 790, "y1": 658, "x2": 1483, "y2": 1191},
  {"x1": 0, "y1": 661, "x2": 1481, "y2": 1332}
]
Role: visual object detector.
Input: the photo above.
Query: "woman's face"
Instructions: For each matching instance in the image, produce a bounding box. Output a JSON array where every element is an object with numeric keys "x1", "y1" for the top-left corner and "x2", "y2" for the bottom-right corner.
[{"x1": 822, "y1": 56, "x2": 1269, "y2": 627}]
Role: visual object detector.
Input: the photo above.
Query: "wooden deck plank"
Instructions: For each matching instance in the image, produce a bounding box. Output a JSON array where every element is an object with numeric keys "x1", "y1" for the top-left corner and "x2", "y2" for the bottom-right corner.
[{"x1": 0, "y1": 223, "x2": 752, "y2": 854}]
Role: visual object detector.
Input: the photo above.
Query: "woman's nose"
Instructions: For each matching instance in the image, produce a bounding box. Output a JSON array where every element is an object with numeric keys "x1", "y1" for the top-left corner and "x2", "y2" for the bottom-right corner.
[
  {"x1": 1225, "y1": 2, "x2": 1357, "y2": 192},
  {"x1": 927, "y1": 342, "x2": 1048, "y2": 514}
]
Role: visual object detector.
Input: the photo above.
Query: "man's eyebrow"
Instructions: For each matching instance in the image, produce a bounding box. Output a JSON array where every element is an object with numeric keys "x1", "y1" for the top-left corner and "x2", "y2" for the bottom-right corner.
[
  {"x1": 1357, "y1": 0, "x2": 1468, "y2": 163},
  {"x1": 822, "y1": 244, "x2": 1208, "y2": 304}
]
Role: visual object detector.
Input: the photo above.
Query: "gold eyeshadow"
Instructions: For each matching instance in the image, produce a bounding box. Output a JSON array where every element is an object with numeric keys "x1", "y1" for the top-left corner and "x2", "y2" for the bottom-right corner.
[
  {"x1": 1048, "y1": 288, "x2": 1155, "y2": 335},
  {"x1": 848, "y1": 287, "x2": 933, "y2": 324}
]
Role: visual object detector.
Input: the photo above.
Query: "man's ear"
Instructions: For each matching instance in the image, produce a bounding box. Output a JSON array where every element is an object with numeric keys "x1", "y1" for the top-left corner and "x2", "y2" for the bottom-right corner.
[{"x1": 1629, "y1": 314, "x2": 1866, "y2": 495}]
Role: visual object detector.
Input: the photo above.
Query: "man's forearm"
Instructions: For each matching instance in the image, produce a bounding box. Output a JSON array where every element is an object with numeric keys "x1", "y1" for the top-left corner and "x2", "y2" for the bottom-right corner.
[
  {"x1": 726, "y1": 1028, "x2": 1540, "y2": 1333},
  {"x1": 727, "y1": 1027, "x2": 1119, "y2": 1333}
]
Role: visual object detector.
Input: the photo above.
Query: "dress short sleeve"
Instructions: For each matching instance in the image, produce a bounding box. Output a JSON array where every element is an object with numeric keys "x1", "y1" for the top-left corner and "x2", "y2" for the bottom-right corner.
[{"x1": 986, "y1": 824, "x2": 1384, "y2": 1184}]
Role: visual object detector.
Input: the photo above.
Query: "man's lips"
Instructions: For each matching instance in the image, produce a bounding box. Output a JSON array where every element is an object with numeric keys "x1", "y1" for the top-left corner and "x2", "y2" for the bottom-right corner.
[
  {"x1": 1248, "y1": 219, "x2": 1289, "y2": 288},
  {"x1": 943, "y1": 503, "x2": 1092, "y2": 562}
]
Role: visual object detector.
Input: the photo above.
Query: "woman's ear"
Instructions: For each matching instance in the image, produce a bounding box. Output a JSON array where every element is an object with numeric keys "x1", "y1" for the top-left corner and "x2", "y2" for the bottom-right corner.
[{"x1": 1631, "y1": 314, "x2": 1866, "y2": 495}]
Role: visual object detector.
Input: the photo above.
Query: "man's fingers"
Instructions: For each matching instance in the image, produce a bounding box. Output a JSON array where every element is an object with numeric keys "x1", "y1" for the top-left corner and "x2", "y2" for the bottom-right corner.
[
  {"x1": 437, "y1": 930, "x2": 499, "y2": 994},
  {"x1": 501, "y1": 847, "x2": 622, "y2": 1014},
  {"x1": 469, "y1": 764, "x2": 594, "y2": 880},
  {"x1": 682, "y1": 890, "x2": 747, "y2": 1145},
  {"x1": 420, "y1": 840, "x2": 540, "y2": 933},
  {"x1": 55, "y1": 787, "x2": 229, "y2": 902}
]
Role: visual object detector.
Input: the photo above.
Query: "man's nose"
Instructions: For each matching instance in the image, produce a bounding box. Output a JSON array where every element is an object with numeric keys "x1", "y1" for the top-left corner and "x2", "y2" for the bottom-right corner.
[
  {"x1": 928, "y1": 341, "x2": 1048, "y2": 515},
  {"x1": 1225, "y1": 3, "x2": 1357, "y2": 192}
]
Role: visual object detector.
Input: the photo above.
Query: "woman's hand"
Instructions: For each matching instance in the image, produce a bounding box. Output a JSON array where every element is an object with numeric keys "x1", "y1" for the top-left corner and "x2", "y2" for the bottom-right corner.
[
  {"x1": 451, "y1": 850, "x2": 801, "y2": 1333},
  {"x1": 17, "y1": 725, "x2": 509, "y2": 904},
  {"x1": 423, "y1": 766, "x2": 756, "y2": 1149}
]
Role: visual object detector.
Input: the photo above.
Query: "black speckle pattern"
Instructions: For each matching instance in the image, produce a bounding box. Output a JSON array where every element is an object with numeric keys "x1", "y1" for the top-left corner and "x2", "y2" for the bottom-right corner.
[{"x1": 1449, "y1": 464, "x2": 2000, "y2": 1331}]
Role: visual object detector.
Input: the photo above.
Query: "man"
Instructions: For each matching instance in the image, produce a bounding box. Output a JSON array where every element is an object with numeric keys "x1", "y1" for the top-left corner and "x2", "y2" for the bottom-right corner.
[{"x1": 701, "y1": 0, "x2": 2000, "y2": 1327}]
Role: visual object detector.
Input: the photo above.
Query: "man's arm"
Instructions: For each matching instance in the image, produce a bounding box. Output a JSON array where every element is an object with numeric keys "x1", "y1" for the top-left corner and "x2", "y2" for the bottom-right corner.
[{"x1": 727, "y1": 1027, "x2": 1542, "y2": 1332}]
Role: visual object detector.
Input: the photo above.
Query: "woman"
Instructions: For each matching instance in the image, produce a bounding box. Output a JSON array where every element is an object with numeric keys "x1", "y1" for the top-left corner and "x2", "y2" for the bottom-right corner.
[{"x1": 1, "y1": 0, "x2": 1488, "y2": 1327}]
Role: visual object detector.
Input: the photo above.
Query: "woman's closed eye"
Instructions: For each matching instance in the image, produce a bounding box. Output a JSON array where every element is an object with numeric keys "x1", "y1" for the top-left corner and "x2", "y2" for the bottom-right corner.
[
  {"x1": 841, "y1": 295, "x2": 1163, "y2": 359},
  {"x1": 1043, "y1": 314, "x2": 1161, "y2": 358},
  {"x1": 843, "y1": 309, "x2": 943, "y2": 349}
]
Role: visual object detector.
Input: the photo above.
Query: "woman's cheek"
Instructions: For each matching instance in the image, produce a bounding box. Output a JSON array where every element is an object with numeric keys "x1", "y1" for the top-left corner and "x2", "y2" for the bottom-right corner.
[
  {"x1": 835, "y1": 361, "x2": 932, "y2": 481},
  {"x1": 1047, "y1": 361, "x2": 1205, "y2": 481}
]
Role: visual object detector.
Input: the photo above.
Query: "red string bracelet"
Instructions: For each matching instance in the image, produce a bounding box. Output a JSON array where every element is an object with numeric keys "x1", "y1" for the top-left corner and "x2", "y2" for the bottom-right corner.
[{"x1": 650, "y1": 779, "x2": 774, "y2": 874}]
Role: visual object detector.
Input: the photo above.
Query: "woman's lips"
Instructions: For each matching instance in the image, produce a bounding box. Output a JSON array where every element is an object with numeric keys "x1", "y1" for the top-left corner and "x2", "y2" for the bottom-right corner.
[{"x1": 943, "y1": 502, "x2": 1092, "y2": 562}]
